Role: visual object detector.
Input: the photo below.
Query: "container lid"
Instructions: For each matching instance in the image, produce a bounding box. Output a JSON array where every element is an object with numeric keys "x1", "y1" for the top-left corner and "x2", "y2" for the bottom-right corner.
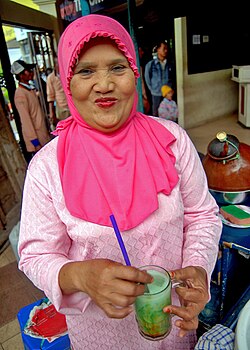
[{"x1": 207, "y1": 132, "x2": 239, "y2": 161}]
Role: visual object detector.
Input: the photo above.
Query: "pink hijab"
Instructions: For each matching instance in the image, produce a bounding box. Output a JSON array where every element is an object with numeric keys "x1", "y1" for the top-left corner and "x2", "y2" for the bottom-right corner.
[{"x1": 55, "y1": 14, "x2": 179, "y2": 231}]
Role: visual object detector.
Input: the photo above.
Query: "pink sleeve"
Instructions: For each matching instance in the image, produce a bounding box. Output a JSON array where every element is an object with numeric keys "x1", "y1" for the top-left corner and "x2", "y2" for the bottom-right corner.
[
  {"x1": 18, "y1": 164, "x2": 90, "y2": 314},
  {"x1": 175, "y1": 126, "x2": 222, "y2": 280}
]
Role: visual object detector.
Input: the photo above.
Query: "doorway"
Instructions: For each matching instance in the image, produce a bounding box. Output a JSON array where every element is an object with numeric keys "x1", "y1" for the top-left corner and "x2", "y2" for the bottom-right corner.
[{"x1": 0, "y1": 23, "x2": 56, "y2": 161}]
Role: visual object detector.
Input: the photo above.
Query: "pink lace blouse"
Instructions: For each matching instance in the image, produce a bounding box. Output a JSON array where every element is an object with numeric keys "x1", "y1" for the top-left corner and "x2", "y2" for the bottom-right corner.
[{"x1": 18, "y1": 119, "x2": 222, "y2": 349}]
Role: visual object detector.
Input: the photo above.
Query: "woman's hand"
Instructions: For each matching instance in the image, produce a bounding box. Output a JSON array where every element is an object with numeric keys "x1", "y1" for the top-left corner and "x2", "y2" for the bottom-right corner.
[
  {"x1": 163, "y1": 266, "x2": 209, "y2": 337},
  {"x1": 59, "y1": 259, "x2": 153, "y2": 319}
]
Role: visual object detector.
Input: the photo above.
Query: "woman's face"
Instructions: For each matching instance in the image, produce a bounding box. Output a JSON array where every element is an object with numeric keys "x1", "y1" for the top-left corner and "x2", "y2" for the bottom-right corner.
[{"x1": 70, "y1": 38, "x2": 136, "y2": 133}]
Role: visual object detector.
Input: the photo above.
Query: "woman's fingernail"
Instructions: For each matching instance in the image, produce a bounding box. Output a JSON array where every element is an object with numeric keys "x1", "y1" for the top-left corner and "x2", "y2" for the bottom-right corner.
[
  {"x1": 169, "y1": 271, "x2": 175, "y2": 279},
  {"x1": 163, "y1": 307, "x2": 171, "y2": 313},
  {"x1": 175, "y1": 320, "x2": 182, "y2": 328},
  {"x1": 128, "y1": 306, "x2": 134, "y2": 312}
]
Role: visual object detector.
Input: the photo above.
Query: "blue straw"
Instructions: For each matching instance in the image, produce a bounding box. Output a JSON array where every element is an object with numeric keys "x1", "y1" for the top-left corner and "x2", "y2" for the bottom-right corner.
[{"x1": 110, "y1": 214, "x2": 131, "y2": 266}]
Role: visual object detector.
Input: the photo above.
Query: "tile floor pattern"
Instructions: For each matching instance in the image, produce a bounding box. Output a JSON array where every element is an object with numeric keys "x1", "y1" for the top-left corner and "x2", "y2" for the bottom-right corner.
[
  {"x1": 186, "y1": 113, "x2": 250, "y2": 154},
  {"x1": 0, "y1": 245, "x2": 45, "y2": 350},
  {"x1": 0, "y1": 113, "x2": 249, "y2": 349}
]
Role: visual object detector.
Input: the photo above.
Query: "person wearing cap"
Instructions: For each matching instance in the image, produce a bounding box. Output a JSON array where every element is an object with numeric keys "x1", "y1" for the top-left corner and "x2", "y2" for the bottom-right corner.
[
  {"x1": 158, "y1": 84, "x2": 179, "y2": 123},
  {"x1": 10, "y1": 60, "x2": 51, "y2": 162}
]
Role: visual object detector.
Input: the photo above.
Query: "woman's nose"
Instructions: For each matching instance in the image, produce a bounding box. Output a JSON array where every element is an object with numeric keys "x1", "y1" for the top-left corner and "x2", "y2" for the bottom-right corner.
[{"x1": 93, "y1": 70, "x2": 114, "y2": 93}]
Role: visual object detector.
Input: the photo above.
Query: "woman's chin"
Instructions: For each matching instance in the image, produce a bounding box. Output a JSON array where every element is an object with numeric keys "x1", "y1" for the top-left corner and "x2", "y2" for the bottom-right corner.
[
  {"x1": 93, "y1": 118, "x2": 126, "y2": 132},
  {"x1": 95, "y1": 124, "x2": 121, "y2": 133}
]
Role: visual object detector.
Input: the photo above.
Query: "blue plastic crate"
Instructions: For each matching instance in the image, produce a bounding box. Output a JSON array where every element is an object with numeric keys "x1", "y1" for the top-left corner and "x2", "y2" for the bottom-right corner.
[{"x1": 17, "y1": 298, "x2": 71, "y2": 350}]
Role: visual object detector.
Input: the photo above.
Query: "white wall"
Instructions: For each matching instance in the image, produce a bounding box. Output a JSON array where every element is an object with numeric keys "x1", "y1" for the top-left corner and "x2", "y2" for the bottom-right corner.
[
  {"x1": 175, "y1": 17, "x2": 238, "y2": 129},
  {"x1": 8, "y1": 48, "x2": 22, "y2": 64}
]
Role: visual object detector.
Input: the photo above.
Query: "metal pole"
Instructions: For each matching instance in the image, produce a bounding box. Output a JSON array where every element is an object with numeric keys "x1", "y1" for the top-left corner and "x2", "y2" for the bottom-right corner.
[
  {"x1": 0, "y1": 17, "x2": 28, "y2": 161},
  {"x1": 127, "y1": 0, "x2": 143, "y2": 112},
  {"x1": 28, "y1": 33, "x2": 50, "y2": 130}
]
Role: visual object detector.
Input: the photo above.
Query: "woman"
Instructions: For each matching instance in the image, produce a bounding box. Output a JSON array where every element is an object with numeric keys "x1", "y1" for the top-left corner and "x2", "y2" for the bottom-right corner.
[{"x1": 18, "y1": 15, "x2": 222, "y2": 349}]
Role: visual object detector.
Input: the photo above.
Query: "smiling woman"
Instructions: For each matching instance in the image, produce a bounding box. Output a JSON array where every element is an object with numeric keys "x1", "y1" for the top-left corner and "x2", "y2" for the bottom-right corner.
[
  {"x1": 70, "y1": 38, "x2": 136, "y2": 132},
  {"x1": 17, "y1": 14, "x2": 222, "y2": 350}
]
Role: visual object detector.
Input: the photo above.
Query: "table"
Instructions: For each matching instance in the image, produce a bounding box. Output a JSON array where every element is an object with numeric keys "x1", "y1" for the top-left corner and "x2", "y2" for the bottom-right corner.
[
  {"x1": 219, "y1": 224, "x2": 250, "y2": 320},
  {"x1": 198, "y1": 221, "x2": 250, "y2": 333}
]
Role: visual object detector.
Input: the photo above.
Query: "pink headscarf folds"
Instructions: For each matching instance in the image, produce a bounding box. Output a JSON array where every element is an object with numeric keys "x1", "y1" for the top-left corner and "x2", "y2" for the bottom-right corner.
[{"x1": 55, "y1": 14, "x2": 179, "y2": 231}]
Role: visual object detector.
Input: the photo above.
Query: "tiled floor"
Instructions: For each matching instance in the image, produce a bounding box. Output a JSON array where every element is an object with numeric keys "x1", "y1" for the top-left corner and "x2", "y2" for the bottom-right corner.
[
  {"x1": 0, "y1": 237, "x2": 23, "y2": 350},
  {"x1": 0, "y1": 112, "x2": 249, "y2": 349},
  {"x1": 0, "y1": 246, "x2": 45, "y2": 350},
  {"x1": 186, "y1": 113, "x2": 250, "y2": 154}
]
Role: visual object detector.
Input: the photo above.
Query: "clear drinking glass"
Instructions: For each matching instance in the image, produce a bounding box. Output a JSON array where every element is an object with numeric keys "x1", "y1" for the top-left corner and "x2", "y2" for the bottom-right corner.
[{"x1": 135, "y1": 265, "x2": 184, "y2": 341}]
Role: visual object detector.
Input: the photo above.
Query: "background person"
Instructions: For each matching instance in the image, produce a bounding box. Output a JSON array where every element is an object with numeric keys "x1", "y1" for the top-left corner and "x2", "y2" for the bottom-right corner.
[
  {"x1": 138, "y1": 46, "x2": 151, "y2": 114},
  {"x1": 10, "y1": 60, "x2": 51, "y2": 163},
  {"x1": 18, "y1": 15, "x2": 222, "y2": 350},
  {"x1": 46, "y1": 57, "x2": 70, "y2": 128},
  {"x1": 145, "y1": 40, "x2": 173, "y2": 116},
  {"x1": 158, "y1": 84, "x2": 179, "y2": 122}
]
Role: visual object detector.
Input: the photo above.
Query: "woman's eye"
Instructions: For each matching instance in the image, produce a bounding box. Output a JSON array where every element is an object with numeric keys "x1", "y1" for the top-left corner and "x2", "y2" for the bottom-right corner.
[
  {"x1": 77, "y1": 68, "x2": 94, "y2": 76},
  {"x1": 111, "y1": 65, "x2": 127, "y2": 73}
]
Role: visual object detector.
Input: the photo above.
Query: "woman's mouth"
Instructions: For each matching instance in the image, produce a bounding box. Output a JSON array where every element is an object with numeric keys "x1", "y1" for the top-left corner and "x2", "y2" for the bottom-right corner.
[{"x1": 95, "y1": 97, "x2": 117, "y2": 108}]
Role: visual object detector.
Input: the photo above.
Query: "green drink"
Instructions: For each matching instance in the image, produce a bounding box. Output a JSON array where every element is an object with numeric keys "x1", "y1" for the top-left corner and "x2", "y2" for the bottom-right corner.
[{"x1": 135, "y1": 266, "x2": 172, "y2": 340}]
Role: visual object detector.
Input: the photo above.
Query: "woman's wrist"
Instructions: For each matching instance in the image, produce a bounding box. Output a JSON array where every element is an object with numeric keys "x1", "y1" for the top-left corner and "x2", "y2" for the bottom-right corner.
[{"x1": 59, "y1": 261, "x2": 86, "y2": 295}]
